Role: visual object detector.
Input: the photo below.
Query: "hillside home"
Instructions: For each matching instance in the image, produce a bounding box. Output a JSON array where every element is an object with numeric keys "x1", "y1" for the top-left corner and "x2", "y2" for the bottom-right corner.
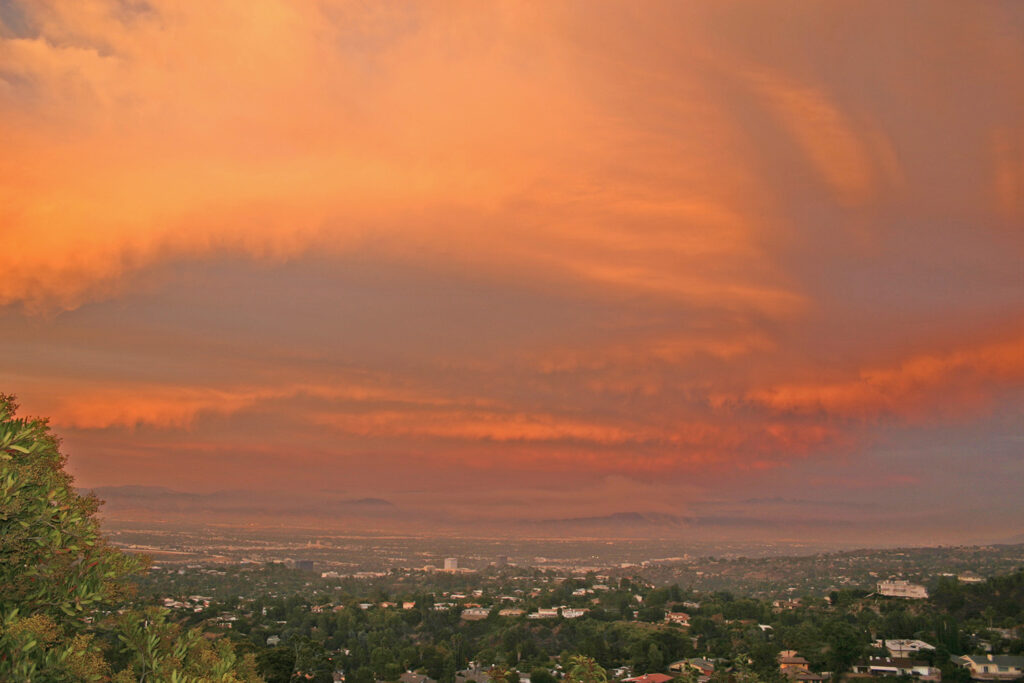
[
  {"x1": 853, "y1": 657, "x2": 940, "y2": 682},
  {"x1": 955, "y1": 654, "x2": 1024, "y2": 681}
]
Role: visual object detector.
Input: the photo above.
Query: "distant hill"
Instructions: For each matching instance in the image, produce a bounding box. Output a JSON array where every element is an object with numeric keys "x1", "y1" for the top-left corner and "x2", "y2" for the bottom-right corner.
[
  {"x1": 536, "y1": 511, "x2": 686, "y2": 526},
  {"x1": 348, "y1": 497, "x2": 394, "y2": 507},
  {"x1": 84, "y1": 485, "x2": 400, "y2": 522},
  {"x1": 522, "y1": 510, "x2": 851, "y2": 539}
]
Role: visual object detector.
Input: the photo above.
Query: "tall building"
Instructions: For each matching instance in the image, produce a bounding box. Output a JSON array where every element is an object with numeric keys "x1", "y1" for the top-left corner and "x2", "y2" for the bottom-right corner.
[{"x1": 444, "y1": 557, "x2": 458, "y2": 571}]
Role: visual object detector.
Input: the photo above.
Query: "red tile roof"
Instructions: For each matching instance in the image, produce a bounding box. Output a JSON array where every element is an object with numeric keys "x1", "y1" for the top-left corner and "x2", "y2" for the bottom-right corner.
[{"x1": 624, "y1": 675, "x2": 674, "y2": 683}]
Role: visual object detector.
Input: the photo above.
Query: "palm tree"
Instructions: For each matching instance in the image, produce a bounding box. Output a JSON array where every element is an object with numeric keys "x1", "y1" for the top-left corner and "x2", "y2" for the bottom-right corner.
[{"x1": 566, "y1": 656, "x2": 608, "y2": 683}]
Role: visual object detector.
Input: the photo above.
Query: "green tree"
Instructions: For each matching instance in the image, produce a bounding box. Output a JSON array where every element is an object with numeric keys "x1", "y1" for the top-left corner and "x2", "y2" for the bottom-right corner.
[
  {"x1": 0, "y1": 395, "x2": 144, "y2": 680},
  {"x1": 113, "y1": 606, "x2": 262, "y2": 682},
  {"x1": 0, "y1": 395, "x2": 263, "y2": 682},
  {"x1": 488, "y1": 664, "x2": 520, "y2": 683},
  {"x1": 531, "y1": 667, "x2": 557, "y2": 683},
  {"x1": 256, "y1": 647, "x2": 296, "y2": 683},
  {"x1": 822, "y1": 618, "x2": 865, "y2": 675},
  {"x1": 566, "y1": 655, "x2": 607, "y2": 683},
  {"x1": 647, "y1": 644, "x2": 665, "y2": 672}
]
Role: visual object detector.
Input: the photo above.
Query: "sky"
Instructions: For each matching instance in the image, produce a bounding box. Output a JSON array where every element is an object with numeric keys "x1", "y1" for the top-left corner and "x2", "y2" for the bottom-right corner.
[{"x1": 2, "y1": 1, "x2": 1023, "y2": 545}]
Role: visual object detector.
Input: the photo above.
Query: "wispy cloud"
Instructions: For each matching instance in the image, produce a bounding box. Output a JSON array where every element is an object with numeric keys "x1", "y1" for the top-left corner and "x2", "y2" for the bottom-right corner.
[{"x1": 2, "y1": 0, "x2": 1023, "y2": 542}]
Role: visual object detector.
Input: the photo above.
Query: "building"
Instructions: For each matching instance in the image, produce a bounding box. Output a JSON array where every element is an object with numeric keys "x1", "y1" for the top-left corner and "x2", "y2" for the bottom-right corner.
[
  {"x1": 456, "y1": 665, "x2": 488, "y2": 683},
  {"x1": 665, "y1": 612, "x2": 691, "y2": 626},
  {"x1": 670, "y1": 658, "x2": 715, "y2": 680},
  {"x1": 955, "y1": 655, "x2": 1024, "y2": 681},
  {"x1": 852, "y1": 657, "x2": 940, "y2": 682},
  {"x1": 400, "y1": 673, "x2": 437, "y2": 683},
  {"x1": 958, "y1": 573, "x2": 986, "y2": 584},
  {"x1": 528, "y1": 608, "x2": 559, "y2": 619},
  {"x1": 622, "y1": 675, "x2": 673, "y2": 683},
  {"x1": 874, "y1": 640, "x2": 935, "y2": 658},
  {"x1": 294, "y1": 560, "x2": 314, "y2": 572},
  {"x1": 877, "y1": 579, "x2": 929, "y2": 599},
  {"x1": 444, "y1": 557, "x2": 458, "y2": 571},
  {"x1": 779, "y1": 651, "x2": 811, "y2": 677},
  {"x1": 561, "y1": 608, "x2": 588, "y2": 619},
  {"x1": 460, "y1": 607, "x2": 490, "y2": 621}
]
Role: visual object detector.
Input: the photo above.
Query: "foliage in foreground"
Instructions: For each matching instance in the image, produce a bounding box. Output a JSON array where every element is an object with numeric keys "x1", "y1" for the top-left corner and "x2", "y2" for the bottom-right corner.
[{"x1": 0, "y1": 395, "x2": 262, "y2": 682}]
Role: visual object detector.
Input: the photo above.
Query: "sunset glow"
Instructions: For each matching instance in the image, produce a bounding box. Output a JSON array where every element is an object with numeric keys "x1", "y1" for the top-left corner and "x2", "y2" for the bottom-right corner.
[{"x1": 2, "y1": 1, "x2": 1022, "y2": 543}]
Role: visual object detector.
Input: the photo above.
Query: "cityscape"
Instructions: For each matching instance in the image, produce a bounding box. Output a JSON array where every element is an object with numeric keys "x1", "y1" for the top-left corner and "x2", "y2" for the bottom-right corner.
[{"x1": 2, "y1": 1, "x2": 1023, "y2": 682}]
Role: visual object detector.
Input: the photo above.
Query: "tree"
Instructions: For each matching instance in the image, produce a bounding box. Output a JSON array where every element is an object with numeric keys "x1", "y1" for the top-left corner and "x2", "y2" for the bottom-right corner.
[
  {"x1": 488, "y1": 665, "x2": 520, "y2": 683},
  {"x1": 566, "y1": 655, "x2": 607, "y2": 683},
  {"x1": 822, "y1": 618, "x2": 865, "y2": 675},
  {"x1": 530, "y1": 667, "x2": 557, "y2": 683},
  {"x1": 256, "y1": 646, "x2": 296, "y2": 683},
  {"x1": 1, "y1": 395, "x2": 144, "y2": 680},
  {"x1": 113, "y1": 606, "x2": 262, "y2": 682},
  {"x1": 647, "y1": 643, "x2": 664, "y2": 672},
  {"x1": 0, "y1": 395, "x2": 262, "y2": 682}
]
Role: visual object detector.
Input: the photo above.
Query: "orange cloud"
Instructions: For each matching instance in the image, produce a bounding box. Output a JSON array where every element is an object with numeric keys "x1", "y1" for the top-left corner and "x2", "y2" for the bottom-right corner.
[
  {"x1": 32, "y1": 380, "x2": 481, "y2": 430},
  {"x1": 992, "y1": 127, "x2": 1024, "y2": 219},
  {"x1": 747, "y1": 333, "x2": 1024, "y2": 420},
  {"x1": 0, "y1": 0, "x2": 806, "y2": 319},
  {"x1": 2, "y1": 0, "x2": 1023, "y2": 533},
  {"x1": 742, "y1": 66, "x2": 879, "y2": 206}
]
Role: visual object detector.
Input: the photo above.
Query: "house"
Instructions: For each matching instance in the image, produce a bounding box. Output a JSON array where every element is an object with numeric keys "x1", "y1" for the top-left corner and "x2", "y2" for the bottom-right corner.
[
  {"x1": 670, "y1": 658, "x2": 715, "y2": 679},
  {"x1": 665, "y1": 612, "x2": 691, "y2": 626},
  {"x1": 877, "y1": 580, "x2": 928, "y2": 599},
  {"x1": 874, "y1": 640, "x2": 936, "y2": 658},
  {"x1": 955, "y1": 654, "x2": 1024, "y2": 681},
  {"x1": 266, "y1": 635, "x2": 281, "y2": 646},
  {"x1": 562, "y1": 608, "x2": 588, "y2": 619},
  {"x1": 779, "y1": 651, "x2": 811, "y2": 676},
  {"x1": 456, "y1": 665, "x2": 489, "y2": 683},
  {"x1": 400, "y1": 673, "x2": 437, "y2": 683},
  {"x1": 852, "y1": 657, "x2": 940, "y2": 682},
  {"x1": 528, "y1": 608, "x2": 559, "y2": 619},
  {"x1": 789, "y1": 672, "x2": 830, "y2": 683},
  {"x1": 622, "y1": 674, "x2": 673, "y2": 683},
  {"x1": 461, "y1": 607, "x2": 490, "y2": 621},
  {"x1": 499, "y1": 608, "x2": 525, "y2": 617},
  {"x1": 958, "y1": 573, "x2": 985, "y2": 584}
]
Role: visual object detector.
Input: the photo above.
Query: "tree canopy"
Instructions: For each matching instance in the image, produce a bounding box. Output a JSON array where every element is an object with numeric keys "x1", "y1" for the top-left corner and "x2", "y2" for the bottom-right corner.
[{"x1": 0, "y1": 394, "x2": 262, "y2": 682}]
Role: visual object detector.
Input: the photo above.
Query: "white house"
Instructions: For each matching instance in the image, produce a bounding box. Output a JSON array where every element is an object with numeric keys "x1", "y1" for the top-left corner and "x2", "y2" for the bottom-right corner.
[
  {"x1": 956, "y1": 655, "x2": 1024, "y2": 680},
  {"x1": 877, "y1": 579, "x2": 928, "y2": 599}
]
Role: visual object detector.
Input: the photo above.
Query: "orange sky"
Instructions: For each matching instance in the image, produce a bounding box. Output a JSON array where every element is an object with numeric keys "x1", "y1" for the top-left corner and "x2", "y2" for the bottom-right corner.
[{"x1": 2, "y1": 1, "x2": 1023, "y2": 543}]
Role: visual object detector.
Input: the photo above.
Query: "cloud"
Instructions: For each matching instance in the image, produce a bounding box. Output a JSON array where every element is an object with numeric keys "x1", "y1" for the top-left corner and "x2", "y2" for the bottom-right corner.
[
  {"x1": 0, "y1": 0, "x2": 802, "y2": 318},
  {"x1": 746, "y1": 332, "x2": 1024, "y2": 420},
  {"x1": 742, "y1": 66, "x2": 878, "y2": 206},
  {"x1": 2, "y1": 1, "x2": 1024, "y2": 541}
]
